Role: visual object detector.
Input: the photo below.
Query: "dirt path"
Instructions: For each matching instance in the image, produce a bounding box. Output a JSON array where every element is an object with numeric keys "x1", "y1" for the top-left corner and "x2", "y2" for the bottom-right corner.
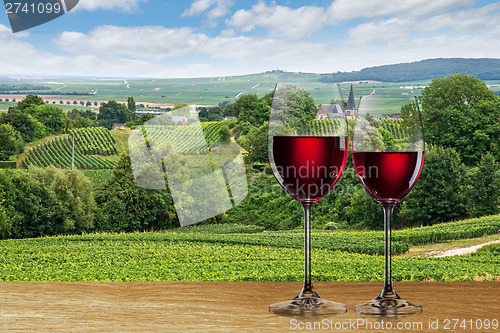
[
  {"x1": 230, "y1": 128, "x2": 248, "y2": 154},
  {"x1": 433, "y1": 239, "x2": 500, "y2": 257}
]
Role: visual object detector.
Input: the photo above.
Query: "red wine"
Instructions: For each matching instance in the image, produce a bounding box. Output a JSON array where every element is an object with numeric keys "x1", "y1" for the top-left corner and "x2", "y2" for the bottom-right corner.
[
  {"x1": 271, "y1": 136, "x2": 348, "y2": 201},
  {"x1": 352, "y1": 151, "x2": 424, "y2": 202}
]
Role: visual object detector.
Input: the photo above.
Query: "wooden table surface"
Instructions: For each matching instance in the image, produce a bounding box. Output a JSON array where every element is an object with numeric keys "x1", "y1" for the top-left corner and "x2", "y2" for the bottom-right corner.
[{"x1": 0, "y1": 282, "x2": 498, "y2": 332}]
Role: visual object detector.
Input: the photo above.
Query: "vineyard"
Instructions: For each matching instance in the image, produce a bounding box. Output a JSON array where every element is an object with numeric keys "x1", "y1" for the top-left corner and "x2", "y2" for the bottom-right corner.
[
  {"x1": 142, "y1": 121, "x2": 227, "y2": 153},
  {"x1": 307, "y1": 118, "x2": 407, "y2": 139},
  {"x1": 70, "y1": 127, "x2": 118, "y2": 156},
  {"x1": 380, "y1": 118, "x2": 409, "y2": 139},
  {"x1": 23, "y1": 127, "x2": 118, "y2": 170},
  {"x1": 308, "y1": 119, "x2": 342, "y2": 135},
  {"x1": 0, "y1": 214, "x2": 498, "y2": 281}
]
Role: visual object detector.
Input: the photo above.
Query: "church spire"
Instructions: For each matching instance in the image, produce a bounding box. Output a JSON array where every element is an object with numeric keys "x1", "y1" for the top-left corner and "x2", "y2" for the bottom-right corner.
[
  {"x1": 345, "y1": 84, "x2": 358, "y2": 118},
  {"x1": 346, "y1": 84, "x2": 357, "y2": 110}
]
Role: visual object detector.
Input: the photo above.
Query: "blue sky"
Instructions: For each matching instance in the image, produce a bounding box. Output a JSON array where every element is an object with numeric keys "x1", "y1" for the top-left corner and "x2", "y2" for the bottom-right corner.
[{"x1": 0, "y1": 0, "x2": 499, "y2": 78}]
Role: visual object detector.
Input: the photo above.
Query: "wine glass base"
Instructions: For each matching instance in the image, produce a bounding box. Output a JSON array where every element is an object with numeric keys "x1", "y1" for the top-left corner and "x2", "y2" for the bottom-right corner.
[
  {"x1": 354, "y1": 292, "x2": 422, "y2": 316},
  {"x1": 269, "y1": 290, "x2": 347, "y2": 316}
]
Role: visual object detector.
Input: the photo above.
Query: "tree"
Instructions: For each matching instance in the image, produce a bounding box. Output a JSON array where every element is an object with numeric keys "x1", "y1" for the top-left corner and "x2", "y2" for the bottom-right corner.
[
  {"x1": 199, "y1": 107, "x2": 223, "y2": 122},
  {"x1": 0, "y1": 124, "x2": 24, "y2": 160},
  {"x1": 269, "y1": 85, "x2": 317, "y2": 134},
  {"x1": 218, "y1": 124, "x2": 231, "y2": 142},
  {"x1": 0, "y1": 167, "x2": 95, "y2": 238},
  {"x1": 223, "y1": 102, "x2": 234, "y2": 117},
  {"x1": 94, "y1": 154, "x2": 178, "y2": 232},
  {"x1": 24, "y1": 104, "x2": 67, "y2": 134},
  {"x1": 398, "y1": 145, "x2": 468, "y2": 226},
  {"x1": 127, "y1": 96, "x2": 136, "y2": 112},
  {"x1": 233, "y1": 94, "x2": 258, "y2": 118},
  {"x1": 420, "y1": 73, "x2": 500, "y2": 165},
  {"x1": 466, "y1": 153, "x2": 500, "y2": 217},
  {"x1": 237, "y1": 92, "x2": 272, "y2": 130},
  {"x1": 71, "y1": 116, "x2": 93, "y2": 128},
  {"x1": 97, "y1": 100, "x2": 137, "y2": 129},
  {"x1": 16, "y1": 94, "x2": 44, "y2": 111},
  {"x1": 243, "y1": 122, "x2": 268, "y2": 164},
  {"x1": 0, "y1": 109, "x2": 48, "y2": 142},
  {"x1": 31, "y1": 167, "x2": 96, "y2": 233}
]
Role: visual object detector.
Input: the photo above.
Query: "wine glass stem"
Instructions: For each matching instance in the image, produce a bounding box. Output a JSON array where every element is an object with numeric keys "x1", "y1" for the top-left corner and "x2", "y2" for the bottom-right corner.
[
  {"x1": 302, "y1": 202, "x2": 314, "y2": 293},
  {"x1": 382, "y1": 203, "x2": 395, "y2": 294}
]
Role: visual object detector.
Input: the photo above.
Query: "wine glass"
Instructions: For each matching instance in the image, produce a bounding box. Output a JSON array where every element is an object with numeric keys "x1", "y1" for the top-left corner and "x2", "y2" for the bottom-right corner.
[
  {"x1": 352, "y1": 93, "x2": 424, "y2": 315},
  {"x1": 267, "y1": 83, "x2": 348, "y2": 315}
]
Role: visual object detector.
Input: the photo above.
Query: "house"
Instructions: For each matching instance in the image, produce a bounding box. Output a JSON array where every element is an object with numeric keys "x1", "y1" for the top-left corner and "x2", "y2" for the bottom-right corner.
[
  {"x1": 315, "y1": 84, "x2": 358, "y2": 119},
  {"x1": 315, "y1": 104, "x2": 344, "y2": 120}
]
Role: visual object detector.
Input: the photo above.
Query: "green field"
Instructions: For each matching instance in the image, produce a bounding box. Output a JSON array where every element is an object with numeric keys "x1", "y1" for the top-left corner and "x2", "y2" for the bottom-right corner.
[
  {"x1": 0, "y1": 216, "x2": 498, "y2": 281},
  {"x1": 2, "y1": 72, "x2": 500, "y2": 116}
]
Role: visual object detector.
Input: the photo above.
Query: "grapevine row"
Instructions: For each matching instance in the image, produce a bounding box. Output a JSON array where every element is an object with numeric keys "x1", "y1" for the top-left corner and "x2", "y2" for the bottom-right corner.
[
  {"x1": 23, "y1": 136, "x2": 117, "y2": 170},
  {"x1": 69, "y1": 127, "x2": 118, "y2": 156}
]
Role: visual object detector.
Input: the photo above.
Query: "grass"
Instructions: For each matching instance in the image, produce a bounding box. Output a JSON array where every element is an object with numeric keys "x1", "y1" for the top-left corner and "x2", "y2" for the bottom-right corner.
[
  {"x1": 399, "y1": 233, "x2": 500, "y2": 258},
  {"x1": 111, "y1": 128, "x2": 132, "y2": 155}
]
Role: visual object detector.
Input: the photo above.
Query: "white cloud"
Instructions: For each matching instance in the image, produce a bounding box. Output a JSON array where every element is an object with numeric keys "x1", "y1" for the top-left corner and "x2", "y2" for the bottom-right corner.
[
  {"x1": 75, "y1": 0, "x2": 147, "y2": 12},
  {"x1": 52, "y1": 24, "x2": 330, "y2": 65},
  {"x1": 226, "y1": 2, "x2": 328, "y2": 39},
  {"x1": 54, "y1": 26, "x2": 210, "y2": 61},
  {"x1": 328, "y1": 0, "x2": 476, "y2": 20},
  {"x1": 420, "y1": 2, "x2": 500, "y2": 33},
  {"x1": 346, "y1": 18, "x2": 415, "y2": 44},
  {"x1": 182, "y1": 0, "x2": 234, "y2": 26}
]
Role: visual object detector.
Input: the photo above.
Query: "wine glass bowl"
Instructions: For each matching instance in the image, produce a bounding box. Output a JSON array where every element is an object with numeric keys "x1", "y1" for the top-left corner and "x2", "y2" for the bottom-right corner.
[
  {"x1": 267, "y1": 83, "x2": 348, "y2": 316},
  {"x1": 352, "y1": 94, "x2": 424, "y2": 315}
]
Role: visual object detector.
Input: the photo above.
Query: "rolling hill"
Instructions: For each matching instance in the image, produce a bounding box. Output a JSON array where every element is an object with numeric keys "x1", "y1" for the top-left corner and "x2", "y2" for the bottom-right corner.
[{"x1": 319, "y1": 58, "x2": 500, "y2": 83}]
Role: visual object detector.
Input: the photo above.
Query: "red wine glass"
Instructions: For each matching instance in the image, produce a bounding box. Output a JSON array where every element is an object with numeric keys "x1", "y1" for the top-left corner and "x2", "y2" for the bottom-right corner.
[
  {"x1": 352, "y1": 94, "x2": 425, "y2": 315},
  {"x1": 268, "y1": 83, "x2": 348, "y2": 315}
]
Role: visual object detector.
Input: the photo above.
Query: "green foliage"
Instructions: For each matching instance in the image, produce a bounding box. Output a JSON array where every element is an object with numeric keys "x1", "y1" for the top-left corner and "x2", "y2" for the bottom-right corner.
[
  {"x1": 398, "y1": 145, "x2": 468, "y2": 226},
  {"x1": 0, "y1": 109, "x2": 48, "y2": 142},
  {"x1": 466, "y1": 153, "x2": 500, "y2": 217},
  {"x1": 345, "y1": 187, "x2": 385, "y2": 229},
  {"x1": 97, "y1": 100, "x2": 136, "y2": 129},
  {"x1": 0, "y1": 167, "x2": 95, "y2": 239},
  {"x1": 16, "y1": 94, "x2": 45, "y2": 111},
  {"x1": 81, "y1": 170, "x2": 115, "y2": 190},
  {"x1": 24, "y1": 104, "x2": 67, "y2": 134},
  {"x1": 218, "y1": 124, "x2": 231, "y2": 142},
  {"x1": 420, "y1": 73, "x2": 500, "y2": 165},
  {"x1": 233, "y1": 94, "x2": 258, "y2": 119},
  {"x1": 391, "y1": 214, "x2": 500, "y2": 245},
  {"x1": 476, "y1": 243, "x2": 500, "y2": 255},
  {"x1": 270, "y1": 85, "x2": 317, "y2": 134},
  {"x1": 127, "y1": 96, "x2": 136, "y2": 112},
  {"x1": 94, "y1": 154, "x2": 178, "y2": 232},
  {"x1": 239, "y1": 122, "x2": 268, "y2": 164},
  {"x1": 0, "y1": 192, "x2": 13, "y2": 238},
  {"x1": 199, "y1": 106, "x2": 223, "y2": 122},
  {"x1": 0, "y1": 123, "x2": 24, "y2": 160}
]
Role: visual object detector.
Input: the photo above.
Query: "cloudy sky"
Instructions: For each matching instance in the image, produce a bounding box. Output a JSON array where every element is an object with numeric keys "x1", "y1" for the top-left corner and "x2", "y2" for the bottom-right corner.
[{"x1": 0, "y1": 0, "x2": 499, "y2": 78}]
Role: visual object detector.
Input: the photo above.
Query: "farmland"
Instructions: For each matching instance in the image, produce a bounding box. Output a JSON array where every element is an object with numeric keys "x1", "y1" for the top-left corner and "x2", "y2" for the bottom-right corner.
[
  {"x1": 0, "y1": 215, "x2": 498, "y2": 281},
  {"x1": 23, "y1": 127, "x2": 119, "y2": 169}
]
